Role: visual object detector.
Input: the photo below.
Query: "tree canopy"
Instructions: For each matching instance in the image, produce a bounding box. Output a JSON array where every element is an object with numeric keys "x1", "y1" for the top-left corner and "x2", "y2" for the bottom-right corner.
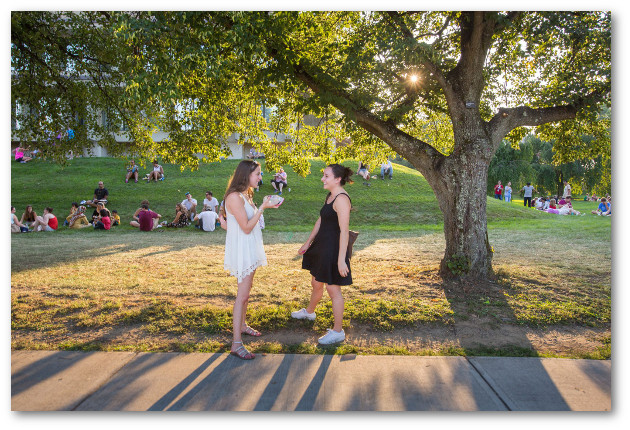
[{"x1": 12, "y1": 11, "x2": 610, "y2": 170}]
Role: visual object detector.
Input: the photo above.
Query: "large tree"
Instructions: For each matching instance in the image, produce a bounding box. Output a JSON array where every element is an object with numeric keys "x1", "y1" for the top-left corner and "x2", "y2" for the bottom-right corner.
[{"x1": 11, "y1": 11, "x2": 611, "y2": 280}]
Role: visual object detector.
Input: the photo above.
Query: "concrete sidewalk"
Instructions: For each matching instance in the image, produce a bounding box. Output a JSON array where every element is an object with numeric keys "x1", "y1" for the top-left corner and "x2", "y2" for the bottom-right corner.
[{"x1": 11, "y1": 350, "x2": 611, "y2": 411}]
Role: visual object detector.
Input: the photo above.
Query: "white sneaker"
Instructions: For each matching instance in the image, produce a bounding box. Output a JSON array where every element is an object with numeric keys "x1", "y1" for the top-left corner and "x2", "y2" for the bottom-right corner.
[
  {"x1": 291, "y1": 308, "x2": 316, "y2": 321},
  {"x1": 318, "y1": 329, "x2": 345, "y2": 345}
]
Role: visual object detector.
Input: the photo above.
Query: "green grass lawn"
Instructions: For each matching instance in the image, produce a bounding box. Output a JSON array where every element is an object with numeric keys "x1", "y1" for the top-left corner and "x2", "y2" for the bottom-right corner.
[
  {"x1": 10, "y1": 156, "x2": 608, "y2": 231},
  {"x1": 11, "y1": 157, "x2": 611, "y2": 358}
]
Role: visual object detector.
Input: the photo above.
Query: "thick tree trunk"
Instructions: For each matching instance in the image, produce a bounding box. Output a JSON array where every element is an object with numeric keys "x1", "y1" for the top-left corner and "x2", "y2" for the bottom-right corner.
[{"x1": 433, "y1": 157, "x2": 493, "y2": 279}]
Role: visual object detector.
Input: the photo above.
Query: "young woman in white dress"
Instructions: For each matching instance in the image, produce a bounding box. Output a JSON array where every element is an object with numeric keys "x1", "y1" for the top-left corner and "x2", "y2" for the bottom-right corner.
[{"x1": 219, "y1": 160, "x2": 281, "y2": 360}]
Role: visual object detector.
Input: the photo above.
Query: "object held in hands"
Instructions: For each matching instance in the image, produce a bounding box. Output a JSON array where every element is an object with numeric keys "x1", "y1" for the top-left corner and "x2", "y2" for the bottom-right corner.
[{"x1": 267, "y1": 195, "x2": 284, "y2": 206}]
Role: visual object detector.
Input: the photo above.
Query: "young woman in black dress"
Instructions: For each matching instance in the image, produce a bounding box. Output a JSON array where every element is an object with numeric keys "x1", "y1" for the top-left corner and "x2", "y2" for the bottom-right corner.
[{"x1": 294, "y1": 164, "x2": 353, "y2": 344}]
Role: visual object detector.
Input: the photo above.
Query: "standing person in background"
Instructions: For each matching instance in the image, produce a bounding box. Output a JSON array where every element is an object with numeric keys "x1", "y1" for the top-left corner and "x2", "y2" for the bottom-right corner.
[
  {"x1": 562, "y1": 181, "x2": 572, "y2": 200},
  {"x1": 494, "y1": 181, "x2": 503, "y2": 200},
  {"x1": 504, "y1": 182, "x2": 512, "y2": 203},
  {"x1": 219, "y1": 160, "x2": 282, "y2": 360},
  {"x1": 294, "y1": 164, "x2": 354, "y2": 345},
  {"x1": 522, "y1": 182, "x2": 536, "y2": 208}
]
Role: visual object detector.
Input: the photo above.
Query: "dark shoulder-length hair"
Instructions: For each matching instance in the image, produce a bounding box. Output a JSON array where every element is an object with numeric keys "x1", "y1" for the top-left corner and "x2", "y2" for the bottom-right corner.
[
  {"x1": 328, "y1": 163, "x2": 354, "y2": 185},
  {"x1": 224, "y1": 160, "x2": 260, "y2": 202}
]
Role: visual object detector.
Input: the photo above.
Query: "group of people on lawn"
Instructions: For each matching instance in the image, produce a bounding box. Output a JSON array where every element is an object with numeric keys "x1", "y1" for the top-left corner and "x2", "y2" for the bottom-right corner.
[
  {"x1": 12, "y1": 159, "x2": 293, "y2": 234},
  {"x1": 355, "y1": 159, "x2": 394, "y2": 186},
  {"x1": 125, "y1": 159, "x2": 165, "y2": 183},
  {"x1": 492, "y1": 180, "x2": 611, "y2": 216}
]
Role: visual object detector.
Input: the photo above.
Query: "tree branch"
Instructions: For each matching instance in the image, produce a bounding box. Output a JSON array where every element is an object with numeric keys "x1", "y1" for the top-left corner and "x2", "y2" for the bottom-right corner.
[
  {"x1": 384, "y1": 12, "x2": 457, "y2": 113},
  {"x1": 488, "y1": 89, "x2": 608, "y2": 148}
]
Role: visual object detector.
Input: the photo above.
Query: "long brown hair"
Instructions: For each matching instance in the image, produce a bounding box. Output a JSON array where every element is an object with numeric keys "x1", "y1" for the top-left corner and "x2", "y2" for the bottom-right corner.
[
  {"x1": 176, "y1": 203, "x2": 188, "y2": 216},
  {"x1": 23, "y1": 205, "x2": 36, "y2": 222},
  {"x1": 224, "y1": 160, "x2": 260, "y2": 202}
]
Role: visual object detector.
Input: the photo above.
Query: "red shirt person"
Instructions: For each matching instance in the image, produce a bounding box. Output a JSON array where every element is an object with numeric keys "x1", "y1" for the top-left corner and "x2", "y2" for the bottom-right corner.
[
  {"x1": 494, "y1": 181, "x2": 503, "y2": 200},
  {"x1": 130, "y1": 204, "x2": 162, "y2": 231}
]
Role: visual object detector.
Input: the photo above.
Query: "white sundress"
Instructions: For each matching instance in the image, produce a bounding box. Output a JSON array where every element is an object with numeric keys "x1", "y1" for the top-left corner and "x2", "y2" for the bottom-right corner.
[{"x1": 224, "y1": 193, "x2": 267, "y2": 283}]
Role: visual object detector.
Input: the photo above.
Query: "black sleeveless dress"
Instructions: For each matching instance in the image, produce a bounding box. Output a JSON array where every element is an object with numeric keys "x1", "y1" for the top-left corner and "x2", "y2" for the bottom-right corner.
[{"x1": 302, "y1": 192, "x2": 352, "y2": 286}]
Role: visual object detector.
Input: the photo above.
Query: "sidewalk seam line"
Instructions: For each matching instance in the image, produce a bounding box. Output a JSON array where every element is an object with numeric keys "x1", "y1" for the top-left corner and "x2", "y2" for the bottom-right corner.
[
  {"x1": 465, "y1": 356, "x2": 512, "y2": 411},
  {"x1": 70, "y1": 352, "x2": 139, "y2": 411}
]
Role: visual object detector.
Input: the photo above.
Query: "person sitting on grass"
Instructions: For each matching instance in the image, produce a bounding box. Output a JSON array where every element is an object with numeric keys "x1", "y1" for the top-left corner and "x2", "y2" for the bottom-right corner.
[
  {"x1": 82, "y1": 181, "x2": 109, "y2": 208},
  {"x1": 131, "y1": 200, "x2": 150, "y2": 223},
  {"x1": 543, "y1": 198, "x2": 551, "y2": 210},
  {"x1": 125, "y1": 159, "x2": 139, "y2": 183},
  {"x1": 558, "y1": 195, "x2": 570, "y2": 206},
  {"x1": 30, "y1": 207, "x2": 58, "y2": 232},
  {"x1": 68, "y1": 205, "x2": 91, "y2": 228},
  {"x1": 271, "y1": 168, "x2": 288, "y2": 195},
  {"x1": 111, "y1": 210, "x2": 121, "y2": 226},
  {"x1": 203, "y1": 191, "x2": 219, "y2": 213},
  {"x1": 164, "y1": 203, "x2": 190, "y2": 228},
  {"x1": 11, "y1": 206, "x2": 29, "y2": 233},
  {"x1": 557, "y1": 204, "x2": 582, "y2": 216},
  {"x1": 380, "y1": 159, "x2": 393, "y2": 180},
  {"x1": 591, "y1": 197, "x2": 610, "y2": 216},
  {"x1": 130, "y1": 204, "x2": 161, "y2": 231},
  {"x1": 20, "y1": 205, "x2": 37, "y2": 228},
  {"x1": 194, "y1": 207, "x2": 219, "y2": 231},
  {"x1": 357, "y1": 161, "x2": 371, "y2": 186},
  {"x1": 90, "y1": 202, "x2": 110, "y2": 224},
  {"x1": 13, "y1": 146, "x2": 33, "y2": 163},
  {"x1": 181, "y1": 192, "x2": 197, "y2": 220},
  {"x1": 93, "y1": 209, "x2": 112, "y2": 230},
  {"x1": 64, "y1": 202, "x2": 80, "y2": 226},
  {"x1": 147, "y1": 160, "x2": 165, "y2": 182}
]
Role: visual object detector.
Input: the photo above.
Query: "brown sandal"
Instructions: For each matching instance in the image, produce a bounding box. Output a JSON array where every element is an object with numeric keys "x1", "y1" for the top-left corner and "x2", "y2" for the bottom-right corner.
[
  {"x1": 230, "y1": 342, "x2": 255, "y2": 360},
  {"x1": 242, "y1": 325, "x2": 262, "y2": 337}
]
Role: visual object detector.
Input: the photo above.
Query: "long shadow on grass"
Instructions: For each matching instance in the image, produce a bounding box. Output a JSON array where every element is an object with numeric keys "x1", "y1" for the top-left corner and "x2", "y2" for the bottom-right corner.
[
  {"x1": 10, "y1": 231, "x2": 213, "y2": 273},
  {"x1": 439, "y1": 275, "x2": 575, "y2": 411}
]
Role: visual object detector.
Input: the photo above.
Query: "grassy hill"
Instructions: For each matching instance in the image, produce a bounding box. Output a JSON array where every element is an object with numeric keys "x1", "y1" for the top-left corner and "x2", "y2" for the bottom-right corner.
[{"x1": 10, "y1": 156, "x2": 606, "y2": 233}]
